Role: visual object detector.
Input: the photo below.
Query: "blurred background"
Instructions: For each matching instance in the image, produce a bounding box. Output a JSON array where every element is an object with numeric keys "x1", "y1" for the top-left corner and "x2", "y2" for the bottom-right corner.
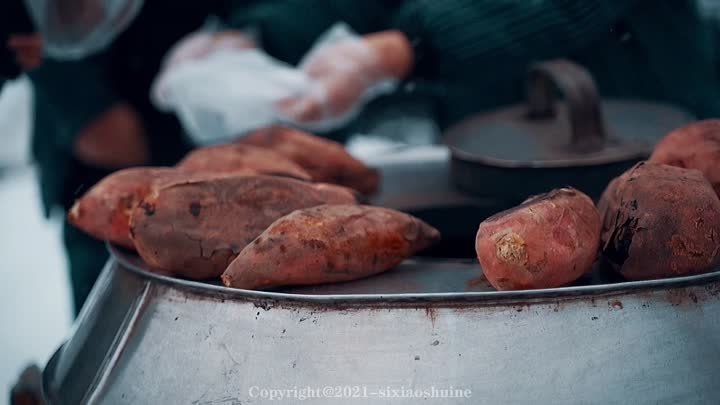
[{"x1": 0, "y1": 77, "x2": 73, "y2": 405}]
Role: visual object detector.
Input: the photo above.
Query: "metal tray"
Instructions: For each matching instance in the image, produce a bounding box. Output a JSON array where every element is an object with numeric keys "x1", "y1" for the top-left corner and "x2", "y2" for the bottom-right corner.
[{"x1": 42, "y1": 244, "x2": 720, "y2": 405}]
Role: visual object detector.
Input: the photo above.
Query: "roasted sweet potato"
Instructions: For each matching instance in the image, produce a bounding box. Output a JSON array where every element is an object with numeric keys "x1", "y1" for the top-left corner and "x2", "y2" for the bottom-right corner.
[
  {"x1": 221, "y1": 205, "x2": 440, "y2": 290},
  {"x1": 650, "y1": 120, "x2": 720, "y2": 196},
  {"x1": 129, "y1": 175, "x2": 358, "y2": 279},
  {"x1": 475, "y1": 188, "x2": 601, "y2": 291},
  {"x1": 68, "y1": 167, "x2": 177, "y2": 248},
  {"x1": 238, "y1": 126, "x2": 380, "y2": 194},
  {"x1": 598, "y1": 162, "x2": 720, "y2": 280},
  {"x1": 177, "y1": 143, "x2": 311, "y2": 180},
  {"x1": 67, "y1": 167, "x2": 246, "y2": 249}
]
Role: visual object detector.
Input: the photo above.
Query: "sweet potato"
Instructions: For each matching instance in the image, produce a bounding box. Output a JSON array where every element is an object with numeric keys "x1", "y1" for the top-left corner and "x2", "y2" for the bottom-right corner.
[
  {"x1": 238, "y1": 126, "x2": 380, "y2": 194},
  {"x1": 67, "y1": 167, "x2": 176, "y2": 248},
  {"x1": 67, "y1": 167, "x2": 246, "y2": 249},
  {"x1": 650, "y1": 119, "x2": 720, "y2": 196},
  {"x1": 221, "y1": 205, "x2": 440, "y2": 290},
  {"x1": 129, "y1": 175, "x2": 358, "y2": 279},
  {"x1": 177, "y1": 143, "x2": 311, "y2": 180},
  {"x1": 598, "y1": 162, "x2": 720, "y2": 280},
  {"x1": 475, "y1": 188, "x2": 601, "y2": 291}
]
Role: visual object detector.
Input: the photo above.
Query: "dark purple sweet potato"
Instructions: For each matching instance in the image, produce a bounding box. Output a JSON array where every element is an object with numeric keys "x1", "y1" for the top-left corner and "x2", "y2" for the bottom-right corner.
[
  {"x1": 598, "y1": 162, "x2": 720, "y2": 280},
  {"x1": 177, "y1": 143, "x2": 311, "y2": 180},
  {"x1": 129, "y1": 175, "x2": 357, "y2": 279},
  {"x1": 475, "y1": 188, "x2": 601, "y2": 291},
  {"x1": 221, "y1": 205, "x2": 440, "y2": 290},
  {"x1": 650, "y1": 120, "x2": 720, "y2": 196},
  {"x1": 237, "y1": 126, "x2": 380, "y2": 194}
]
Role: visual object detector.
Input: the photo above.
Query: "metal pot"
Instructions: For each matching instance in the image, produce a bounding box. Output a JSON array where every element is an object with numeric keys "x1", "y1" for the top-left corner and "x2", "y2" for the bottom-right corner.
[
  {"x1": 443, "y1": 60, "x2": 694, "y2": 201},
  {"x1": 42, "y1": 246, "x2": 720, "y2": 405}
]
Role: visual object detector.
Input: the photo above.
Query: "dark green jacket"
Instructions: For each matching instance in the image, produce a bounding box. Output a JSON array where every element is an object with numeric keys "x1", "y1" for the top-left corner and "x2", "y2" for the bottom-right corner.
[
  {"x1": 28, "y1": 1, "x2": 223, "y2": 215},
  {"x1": 28, "y1": 0, "x2": 720, "y2": 214},
  {"x1": 229, "y1": 0, "x2": 719, "y2": 128}
]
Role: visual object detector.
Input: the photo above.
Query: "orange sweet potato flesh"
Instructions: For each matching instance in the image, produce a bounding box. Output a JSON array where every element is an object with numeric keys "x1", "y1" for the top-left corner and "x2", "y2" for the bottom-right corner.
[
  {"x1": 238, "y1": 126, "x2": 380, "y2": 194},
  {"x1": 177, "y1": 143, "x2": 312, "y2": 180},
  {"x1": 650, "y1": 119, "x2": 720, "y2": 197},
  {"x1": 598, "y1": 161, "x2": 720, "y2": 280},
  {"x1": 129, "y1": 175, "x2": 358, "y2": 279},
  {"x1": 475, "y1": 188, "x2": 601, "y2": 291},
  {"x1": 221, "y1": 205, "x2": 440, "y2": 290}
]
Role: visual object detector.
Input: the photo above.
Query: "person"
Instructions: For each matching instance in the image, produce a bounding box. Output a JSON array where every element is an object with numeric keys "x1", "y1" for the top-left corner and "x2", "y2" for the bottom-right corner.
[
  {"x1": 3, "y1": 0, "x2": 239, "y2": 314},
  {"x1": 5, "y1": 0, "x2": 378, "y2": 315},
  {"x1": 232, "y1": 0, "x2": 720, "y2": 131}
]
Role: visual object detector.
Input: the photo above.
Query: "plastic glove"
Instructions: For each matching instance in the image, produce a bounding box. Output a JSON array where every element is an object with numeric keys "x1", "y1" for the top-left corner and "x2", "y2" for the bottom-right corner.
[
  {"x1": 161, "y1": 29, "x2": 255, "y2": 72},
  {"x1": 275, "y1": 24, "x2": 413, "y2": 132},
  {"x1": 151, "y1": 30, "x2": 308, "y2": 145}
]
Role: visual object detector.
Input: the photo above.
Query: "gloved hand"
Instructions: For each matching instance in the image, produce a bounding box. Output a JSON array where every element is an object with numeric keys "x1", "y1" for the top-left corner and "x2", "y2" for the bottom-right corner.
[
  {"x1": 162, "y1": 30, "x2": 255, "y2": 72},
  {"x1": 276, "y1": 28, "x2": 413, "y2": 132}
]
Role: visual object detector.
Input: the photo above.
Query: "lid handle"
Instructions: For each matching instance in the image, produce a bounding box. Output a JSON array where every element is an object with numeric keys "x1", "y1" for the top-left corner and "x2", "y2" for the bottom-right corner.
[{"x1": 526, "y1": 60, "x2": 606, "y2": 152}]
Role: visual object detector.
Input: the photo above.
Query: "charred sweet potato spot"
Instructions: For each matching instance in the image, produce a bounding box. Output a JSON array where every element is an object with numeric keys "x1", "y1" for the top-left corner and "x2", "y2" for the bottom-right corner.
[
  {"x1": 188, "y1": 202, "x2": 201, "y2": 217},
  {"x1": 604, "y1": 215, "x2": 638, "y2": 268},
  {"x1": 139, "y1": 201, "x2": 155, "y2": 216}
]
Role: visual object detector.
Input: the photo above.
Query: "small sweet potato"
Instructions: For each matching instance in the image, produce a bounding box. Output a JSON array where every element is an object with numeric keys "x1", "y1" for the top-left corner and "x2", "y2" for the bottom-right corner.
[
  {"x1": 650, "y1": 120, "x2": 720, "y2": 196},
  {"x1": 475, "y1": 188, "x2": 601, "y2": 291},
  {"x1": 177, "y1": 143, "x2": 311, "y2": 180},
  {"x1": 221, "y1": 205, "x2": 440, "y2": 290},
  {"x1": 238, "y1": 126, "x2": 380, "y2": 194},
  {"x1": 599, "y1": 161, "x2": 720, "y2": 280},
  {"x1": 129, "y1": 175, "x2": 358, "y2": 279}
]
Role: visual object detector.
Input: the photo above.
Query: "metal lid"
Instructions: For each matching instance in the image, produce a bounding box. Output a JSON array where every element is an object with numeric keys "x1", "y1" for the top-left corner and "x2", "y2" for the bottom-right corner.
[{"x1": 444, "y1": 60, "x2": 694, "y2": 168}]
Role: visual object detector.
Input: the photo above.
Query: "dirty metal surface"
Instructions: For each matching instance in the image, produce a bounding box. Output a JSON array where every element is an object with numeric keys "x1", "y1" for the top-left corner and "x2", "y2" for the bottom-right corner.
[{"x1": 43, "y1": 245, "x2": 720, "y2": 405}]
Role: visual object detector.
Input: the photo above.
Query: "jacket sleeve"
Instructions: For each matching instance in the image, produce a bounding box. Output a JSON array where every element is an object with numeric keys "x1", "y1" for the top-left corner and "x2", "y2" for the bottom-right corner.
[
  {"x1": 393, "y1": 0, "x2": 644, "y2": 78},
  {"x1": 27, "y1": 56, "x2": 118, "y2": 151}
]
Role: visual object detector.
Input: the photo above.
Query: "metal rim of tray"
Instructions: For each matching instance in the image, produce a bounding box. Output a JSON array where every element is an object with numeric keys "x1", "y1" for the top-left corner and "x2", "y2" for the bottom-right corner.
[{"x1": 109, "y1": 244, "x2": 720, "y2": 305}]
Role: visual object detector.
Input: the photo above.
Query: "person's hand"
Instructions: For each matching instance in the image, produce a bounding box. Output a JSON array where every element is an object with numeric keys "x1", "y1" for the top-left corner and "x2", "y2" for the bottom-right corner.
[
  {"x1": 276, "y1": 30, "x2": 413, "y2": 129},
  {"x1": 7, "y1": 34, "x2": 43, "y2": 71},
  {"x1": 162, "y1": 30, "x2": 256, "y2": 71},
  {"x1": 73, "y1": 103, "x2": 150, "y2": 169}
]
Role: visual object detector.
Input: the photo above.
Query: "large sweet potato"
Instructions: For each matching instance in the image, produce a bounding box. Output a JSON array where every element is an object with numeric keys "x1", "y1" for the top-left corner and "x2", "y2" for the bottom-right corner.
[
  {"x1": 650, "y1": 120, "x2": 720, "y2": 196},
  {"x1": 68, "y1": 168, "x2": 245, "y2": 249},
  {"x1": 475, "y1": 188, "x2": 601, "y2": 291},
  {"x1": 67, "y1": 167, "x2": 177, "y2": 248},
  {"x1": 221, "y1": 205, "x2": 440, "y2": 290},
  {"x1": 598, "y1": 162, "x2": 720, "y2": 280},
  {"x1": 177, "y1": 143, "x2": 311, "y2": 180},
  {"x1": 129, "y1": 175, "x2": 358, "y2": 279},
  {"x1": 238, "y1": 126, "x2": 380, "y2": 194}
]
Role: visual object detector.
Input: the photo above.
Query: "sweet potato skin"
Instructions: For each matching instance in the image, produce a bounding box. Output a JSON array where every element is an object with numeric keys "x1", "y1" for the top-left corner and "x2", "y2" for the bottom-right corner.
[
  {"x1": 599, "y1": 162, "x2": 720, "y2": 280},
  {"x1": 475, "y1": 188, "x2": 601, "y2": 291},
  {"x1": 129, "y1": 175, "x2": 358, "y2": 279},
  {"x1": 221, "y1": 205, "x2": 440, "y2": 290},
  {"x1": 68, "y1": 168, "x2": 247, "y2": 249},
  {"x1": 238, "y1": 126, "x2": 380, "y2": 194},
  {"x1": 68, "y1": 167, "x2": 178, "y2": 248},
  {"x1": 650, "y1": 120, "x2": 720, "y2": 196},
  {"x1": 177, "y1": 143, "x2": 311, "y2": 180}
]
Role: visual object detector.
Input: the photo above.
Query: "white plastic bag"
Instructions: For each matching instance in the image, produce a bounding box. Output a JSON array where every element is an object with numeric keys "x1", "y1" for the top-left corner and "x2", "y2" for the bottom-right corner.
[
  {"x1": 152, "y1": 22, "x2": 397, "y2": 144},
  {"x1": 151, "y1": 32, "x2": 308, "y2": 145},
  {"x1": 276, "y1": 23, "x2": 398, "y2": 133}
]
